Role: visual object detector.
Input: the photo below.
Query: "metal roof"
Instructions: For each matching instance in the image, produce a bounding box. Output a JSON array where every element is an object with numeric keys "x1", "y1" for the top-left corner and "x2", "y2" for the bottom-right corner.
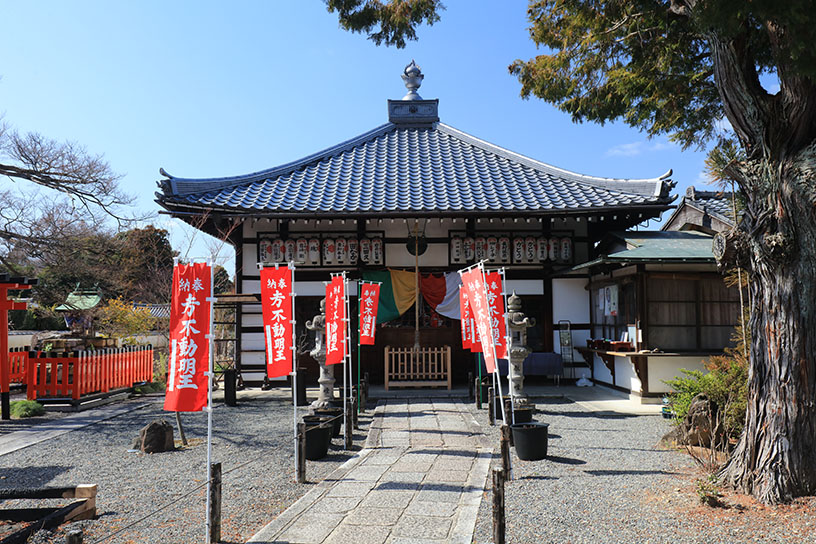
[{"x1": 573, "y1": 231, "x2": 716, "y2": 270}]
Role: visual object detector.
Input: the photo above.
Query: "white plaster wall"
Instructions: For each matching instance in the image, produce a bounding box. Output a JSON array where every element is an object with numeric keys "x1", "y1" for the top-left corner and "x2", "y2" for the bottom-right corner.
[
  {"x1": 552, "y1": 278, "x2": 590, "y2": 352},
  {"x1": 505, "y1": 280, "x2": 544, "y2": 296},
  {"x1": 9, "y1": 333, "x2": 34, "y2": 349},
  {"x1": 615, "y1": 355, "x2": 642, "y2": 393},
  {"x1": 386, "y1": 242, "x2": 448, "y2": 268},
  {"x1": 649, "y1": 356, "x2": 710, "y2": 394},
  {"x1": 593, "y1": 354, "x2": 613, "y2": 385}
]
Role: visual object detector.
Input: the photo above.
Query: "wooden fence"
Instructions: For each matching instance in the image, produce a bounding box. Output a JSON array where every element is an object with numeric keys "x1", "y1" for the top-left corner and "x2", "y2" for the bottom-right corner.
[
  {"x1": 25, "y1": 346, "x2": 153, "y2": 402},
  {"x1": 9, "y1": 347, "x2": 28, "y2": 384},
  {"x1": 384, "y1": 345, "x2": 451, "y2": 390}
]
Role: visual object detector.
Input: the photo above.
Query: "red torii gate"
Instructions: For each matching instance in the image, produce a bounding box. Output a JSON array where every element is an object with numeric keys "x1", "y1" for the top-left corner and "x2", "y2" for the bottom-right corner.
[{"x1": 1, "y1": 274, "x2": 36, "y2": 420}]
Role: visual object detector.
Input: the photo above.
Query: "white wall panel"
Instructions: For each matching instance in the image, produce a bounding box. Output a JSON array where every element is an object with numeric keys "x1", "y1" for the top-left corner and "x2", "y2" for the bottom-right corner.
[{"x1": 552, "y1": 278, "x2": 590, "y2": 324}]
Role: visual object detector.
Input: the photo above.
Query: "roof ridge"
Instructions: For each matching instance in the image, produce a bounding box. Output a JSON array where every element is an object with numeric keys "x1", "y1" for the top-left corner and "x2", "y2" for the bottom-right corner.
[
  {"x1": 435, "y1": 123, "x2": 673, "y2": 198},
  {"x1": 161, "y1": 123, "x2": 397, "y2": 196}
]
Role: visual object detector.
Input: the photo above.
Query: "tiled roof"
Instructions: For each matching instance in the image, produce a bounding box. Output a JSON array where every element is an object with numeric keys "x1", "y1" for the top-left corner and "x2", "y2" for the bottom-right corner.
[{"x1": 156, "y1": 122, "x2": 674, "y2": 217}]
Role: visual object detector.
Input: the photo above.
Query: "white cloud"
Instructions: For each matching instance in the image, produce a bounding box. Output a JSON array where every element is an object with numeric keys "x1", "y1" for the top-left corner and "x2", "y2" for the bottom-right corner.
[
  {"x1": 605, "y1": 142, "x2": 645, "y2": 157},
  {"x1": 605, "y1": 138, "x2": 675, "y2": 157}
]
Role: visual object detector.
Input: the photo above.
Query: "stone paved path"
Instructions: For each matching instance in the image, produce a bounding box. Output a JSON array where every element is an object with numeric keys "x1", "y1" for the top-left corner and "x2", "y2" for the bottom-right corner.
[{"x1": 248, "y1": 398, "x2": 492, "y2": 544}]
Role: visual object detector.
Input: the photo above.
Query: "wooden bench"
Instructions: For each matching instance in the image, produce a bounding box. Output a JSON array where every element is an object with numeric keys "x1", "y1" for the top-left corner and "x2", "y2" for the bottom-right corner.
[{"x1": 384, "y1": 346, "x2": 451, "y2": 390}]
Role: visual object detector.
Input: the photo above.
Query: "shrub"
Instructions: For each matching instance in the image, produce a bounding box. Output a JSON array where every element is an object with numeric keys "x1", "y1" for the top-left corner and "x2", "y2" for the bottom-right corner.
[
  {"x1": 10, "y1": 400, "x2": 45, "y2": 418},
  {"x1": 665, "y1": 312, "x2": 749, "y2": 440}
]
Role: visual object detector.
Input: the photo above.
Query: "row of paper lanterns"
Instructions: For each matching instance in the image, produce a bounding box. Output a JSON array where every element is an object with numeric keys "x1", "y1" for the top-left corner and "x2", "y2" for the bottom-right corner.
[
  {"x1": 260, "y1": 237, "x2": 385, "y2": 265},
  {"x1": 450, "y1": 236, "x2": 573, "y2": 264}
]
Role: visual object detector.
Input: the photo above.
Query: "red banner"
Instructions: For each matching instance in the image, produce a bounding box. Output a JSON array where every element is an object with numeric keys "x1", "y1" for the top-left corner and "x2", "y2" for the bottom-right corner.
[
  {"x1": 485, "y1": 271, "x2": 508, "y2": 360},
  {"x1": 326, "y1": 276, "x2": 346, "y2": 365},
  {"x1": 260, "y1": 266, "x2": 294, "y2": 378},
  {"x1": 459, "y1": 287, "x2": 471, "y2": 350},
  {"x1": 461, "y1": 267, "x2": 495, "y2": 372},
  {"x1": 165, "y1": 262, "x2": 211, "y2": 412},
  {"x1": 359, "y1": 282, "x2": 380, "y2": 345}
]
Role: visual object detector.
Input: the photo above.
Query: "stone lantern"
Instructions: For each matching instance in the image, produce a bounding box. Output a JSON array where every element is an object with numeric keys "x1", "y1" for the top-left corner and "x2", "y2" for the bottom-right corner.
[
  {"x1": 507, "y1": 292, "x2": 535, "y2": 403},
  {"x1": 306, "y1": 298, "x2": 334, "y2": 408}
]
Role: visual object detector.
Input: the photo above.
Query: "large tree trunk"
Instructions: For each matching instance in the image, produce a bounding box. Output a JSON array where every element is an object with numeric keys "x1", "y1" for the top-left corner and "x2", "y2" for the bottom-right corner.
[{"x1": 721, "y1": 146, "x2": 816, "y2": 504}]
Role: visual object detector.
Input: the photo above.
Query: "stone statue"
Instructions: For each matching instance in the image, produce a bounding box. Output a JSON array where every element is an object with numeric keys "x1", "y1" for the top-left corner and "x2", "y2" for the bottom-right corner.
[
  {"x1": 507, "y1": 292, "x2": 535, "y2": 402},
  {"x1": 306, "y1": 298, "x2": 334, "y2": 408}
]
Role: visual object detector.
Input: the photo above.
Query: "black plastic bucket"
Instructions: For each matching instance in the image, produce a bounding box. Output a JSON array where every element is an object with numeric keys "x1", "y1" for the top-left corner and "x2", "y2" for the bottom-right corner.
[
  {"x1": 511, "y1": 422, "x2": 549, "y2": 461},
  {"x1": 303, "y1": 423, "x2": 332, "y2": 460},
  {"x1": 313, "y1": 407, "x2": 342, "y2": 438}
]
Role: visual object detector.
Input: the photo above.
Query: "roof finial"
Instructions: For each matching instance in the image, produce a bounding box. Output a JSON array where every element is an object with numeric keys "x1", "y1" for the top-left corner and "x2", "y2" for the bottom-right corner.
[{"x1": 401, "y1": 60, "x2": 424, "y2": 101}]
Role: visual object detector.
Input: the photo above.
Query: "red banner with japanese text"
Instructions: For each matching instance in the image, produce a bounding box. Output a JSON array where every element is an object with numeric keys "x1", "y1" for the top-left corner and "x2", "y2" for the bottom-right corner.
[
  {"x1": 459, "y1": 287, "x2": 471, "y2": 350},
  {"x1": 260, "y1": 266, "x2": 294, "y2": 378},
  {"x1": 326, "y1": 276, "x2": 346, "y2": 365},
  {"x1": 460, "y1": 267, "x2": 495, "y2": 372},
  {"x1": 165, "y1": 262, "x2": 211, "y2": 412},
  {"x1": 359, "y1": 282, "x2": 380, "y2": 345},
  {"x1": 485, "y1": 271, "x2": 508, "y2": 360}
]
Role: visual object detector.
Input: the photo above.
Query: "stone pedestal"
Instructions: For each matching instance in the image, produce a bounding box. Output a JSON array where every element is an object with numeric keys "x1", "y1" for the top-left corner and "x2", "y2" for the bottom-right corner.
[
  {"x1": 507, "y1": 292, "x2": 535, "y2": 404},
  {"x1": 306, "y1": 299, "x2": 334, "y2": 408}
]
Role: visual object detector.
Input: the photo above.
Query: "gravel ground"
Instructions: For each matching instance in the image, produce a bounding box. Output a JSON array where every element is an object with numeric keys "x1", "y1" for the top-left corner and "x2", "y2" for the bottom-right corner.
[
  {"x1": 471, "y1": 397, "x2": 816, "y2": 544},
  {"x1": 0, "y1": 392, "x2": 368, "y2": 544}
]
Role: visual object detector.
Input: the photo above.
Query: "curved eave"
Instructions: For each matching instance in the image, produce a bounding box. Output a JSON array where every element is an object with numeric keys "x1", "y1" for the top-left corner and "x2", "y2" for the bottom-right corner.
[{"x1": 155, "y1": 194, "x2": 674, "y2": 220}]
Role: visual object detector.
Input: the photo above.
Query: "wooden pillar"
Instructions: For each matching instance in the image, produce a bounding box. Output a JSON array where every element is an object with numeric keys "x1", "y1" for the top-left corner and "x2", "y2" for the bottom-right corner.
[{"x1": 208, "y1": 462, "x2": 222, "y2": 543}]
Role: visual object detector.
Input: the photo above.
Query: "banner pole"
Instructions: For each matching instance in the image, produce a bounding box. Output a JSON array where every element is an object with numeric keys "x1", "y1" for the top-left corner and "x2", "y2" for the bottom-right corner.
[
  {"x1": 478, "y1": 264, "x2": 507, "y2": 427},
  {"x1": 357, "y1": 282, "x2": 362, "y2": 415},
  {"x1": 205, "y1": 258, "x2": 215, "y2": 544},
  {"x1": 499, "y1": 268, "x2": 515, "y2": 425},
  {"x1": 290, "y1": 262, "x2": 299, "y2": 482},
  {"x1": 342, "y1": 272, "x2": 349, "y2": 441}
]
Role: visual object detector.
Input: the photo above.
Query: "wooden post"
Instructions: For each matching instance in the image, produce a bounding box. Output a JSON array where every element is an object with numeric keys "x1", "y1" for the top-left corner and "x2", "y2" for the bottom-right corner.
[
  {"x1": 500, "y1": 425, "x2": 512, "y2": 479},
  {"x1": 468, "y1": 371, "x2": 474, "y2": 401},
  {"x1": 344, "y1": 397, "x2": 353, "y2": 450},
  {"x1": 352, "y1": 395, "x2": 359, "y2": 429},
  {"x1": 175, "y1": 412, "x2": 188, "y2": 446},
  {"x1": 208, "y1": 462, "x2": 221, "y2": 543},
  {"x1": 475, "y1": 375, "x2": 482, "y2": 409},
  {"x1": 492, "y1": 468, "x2": 506, "y2": 544},
  {"x1": 296, "y1": 422, "x2": 306, "y2": 484},
  {"x1": 488, "y1": 386, "x2": 495, "y2": 425}
]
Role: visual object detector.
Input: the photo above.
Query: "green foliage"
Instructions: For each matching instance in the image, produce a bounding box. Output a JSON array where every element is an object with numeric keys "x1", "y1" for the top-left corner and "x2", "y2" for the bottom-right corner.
[
  {"x1": 96, "y1": 297, "x2": 158, "y2": 339},
  {"x1": 325, "y1": 0, "x2": 444, "y2": 48},
  {"x1": 665, "y1": 317, "x2": 750, "y2": 439},
  {"x1": 10, "y1": 400, "x2": 45, "y2": 418},
  {"x1": 695, "y1": 475, "x2": 724, "y2": 507}
]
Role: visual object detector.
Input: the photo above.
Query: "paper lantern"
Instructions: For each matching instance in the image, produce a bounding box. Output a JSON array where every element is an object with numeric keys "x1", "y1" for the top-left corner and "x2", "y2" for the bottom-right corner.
[
  {"x1": 560, "y1": 238, "x2": 572, "y2": 263},
  {"x1": 548, "y1": 238, "x2": 559, "y2": 261},
  {"x1": 323, "y1": 238, "x2": 335, "y2": 265},
  {"x1": 259, "y1": 239, "x2": 273, "y2": 263},
  {"x1": 347, "y1": 238, "x2": 359, "y2": 265},
  {"x1": 360, "y1": 238, "x2": 371, "y2": 264},
  {"x1": 498, "y1": 237, "x2": 511, "y2": 263},
  {"x1": 464, "y1": 237, "x2": 475, "y2": 261},
  {"x1": 486, "y1": 237, "x2": 498, "y2": 262},
  {"x1": 475, "y1": 237, "x2": 486, "y2": 261},
  {"x1": 284, "y1": 239, "x2": 296, "y2": 263},
  {"x1": 451, "y1": 236, "x2": 464, "y2": 263},
  {"x1": 537, "y1": 237, "x2": 549, "y2": 262},
  {"x1": 308, "y1": 238, "x2": 321, "y2": 265},
  {"x1": 513, "y1": 237, "x2": 524, "y2": 263},
  {"x1": 371, "y1": 238, "x2": 383, "y2": 265},
  {"x1": 296, "y1": 238, "x2": 308, "y2": 264},
  {"x1": 335, "y1": 238, "x2": 347, "y2": 265},
  {"x1": 525, "y1": 236, "x2": 536, "y2": 262}
]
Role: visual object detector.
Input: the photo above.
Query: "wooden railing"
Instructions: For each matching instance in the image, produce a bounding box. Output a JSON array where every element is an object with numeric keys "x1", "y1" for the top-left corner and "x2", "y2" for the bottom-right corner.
[
  {"x1": 9, "y1": 347, "x2": 28, "y2": 384},
  {"x1": 26, "y1": 346, "x2": 153, "y2": 401},
  {"x1": 384, "y1": 345, "x2": 451, "y2": 390}
]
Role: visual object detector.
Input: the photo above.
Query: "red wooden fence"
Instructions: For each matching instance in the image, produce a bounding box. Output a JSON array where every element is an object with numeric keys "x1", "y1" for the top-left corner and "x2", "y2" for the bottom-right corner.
[
  {"x1": 25, "y1": 346, "x2": 153, "y2": 401},
  {"x1": 9, "y1": 347, "x2": 28, "y2": 384}
]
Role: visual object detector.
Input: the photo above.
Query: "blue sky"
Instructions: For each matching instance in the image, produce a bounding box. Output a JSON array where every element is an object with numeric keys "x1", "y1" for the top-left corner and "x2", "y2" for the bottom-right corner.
[{"x1": 0, "y1": 1, "x2": 713, "y2": 275}]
